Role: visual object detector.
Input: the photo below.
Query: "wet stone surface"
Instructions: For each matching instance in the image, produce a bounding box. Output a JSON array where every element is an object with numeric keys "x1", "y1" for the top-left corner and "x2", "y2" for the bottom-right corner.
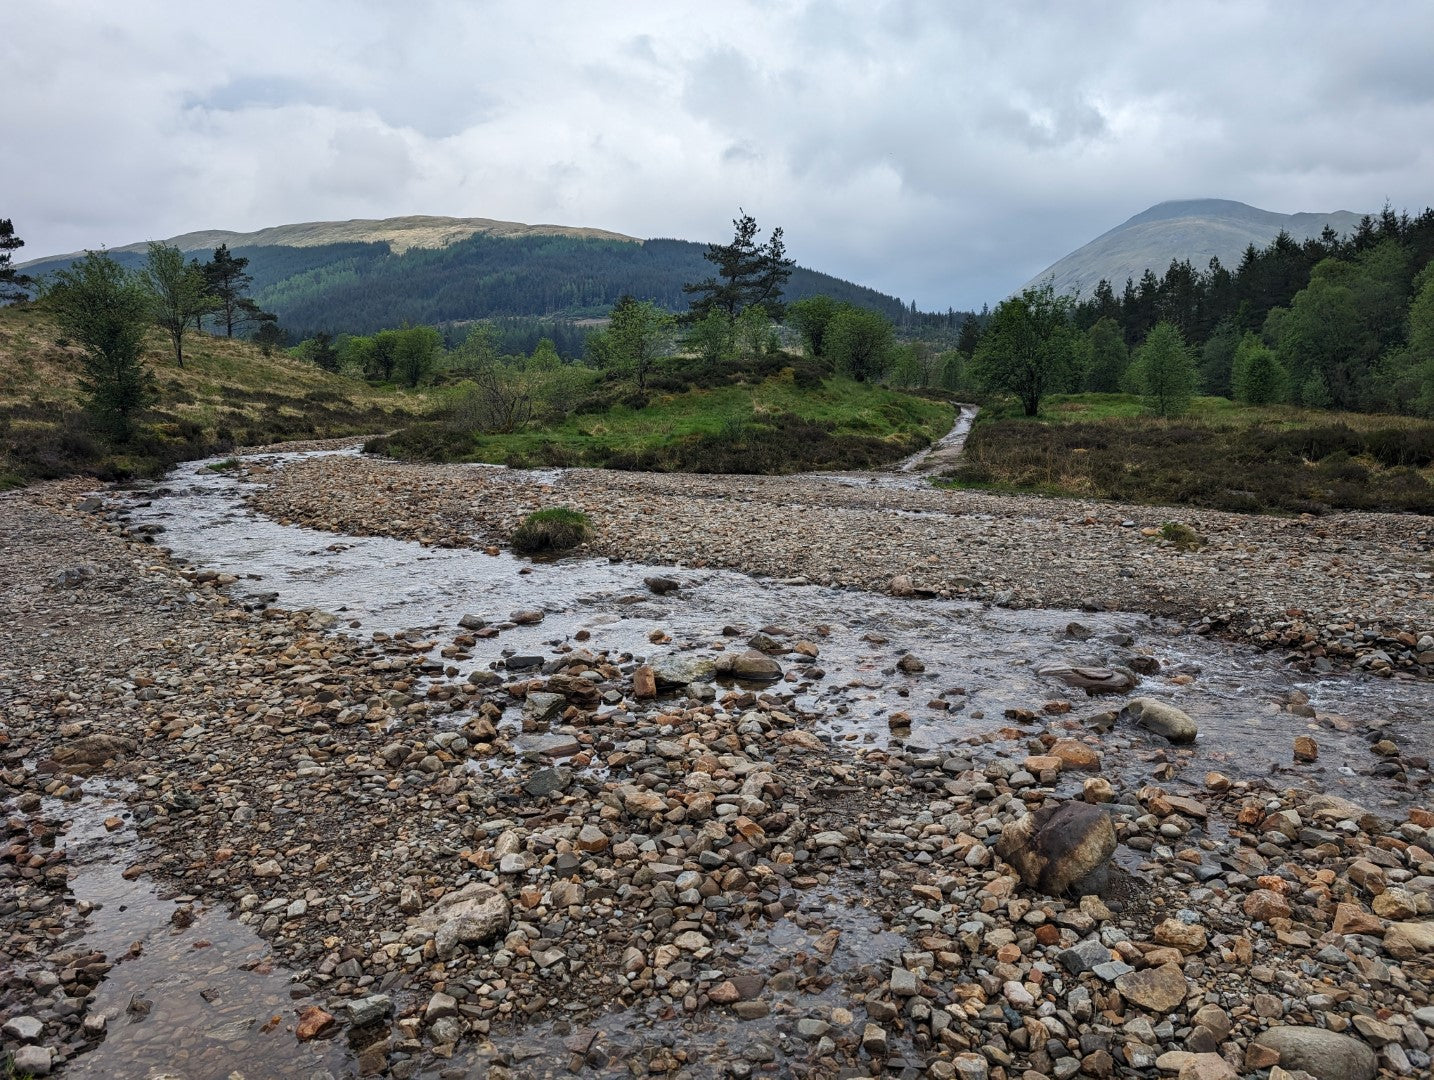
[{"x1": 1, "y1": 449, "x2": 1431, "y2": 1080}]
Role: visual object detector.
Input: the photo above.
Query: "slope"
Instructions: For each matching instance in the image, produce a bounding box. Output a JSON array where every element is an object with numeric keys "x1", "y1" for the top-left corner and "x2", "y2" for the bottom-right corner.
[{"x1": 1023, "y1": 198, "x2": 1366, "y2": 296}]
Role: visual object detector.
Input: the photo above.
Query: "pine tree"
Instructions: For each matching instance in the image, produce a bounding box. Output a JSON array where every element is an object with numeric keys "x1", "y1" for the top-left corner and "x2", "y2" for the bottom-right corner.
[
  {"x1": 0, "y1": 218, "x2": 32, "y2": 303},
  {"x1": 682, "y1": 211, "x2": 794, "y2": 324}
]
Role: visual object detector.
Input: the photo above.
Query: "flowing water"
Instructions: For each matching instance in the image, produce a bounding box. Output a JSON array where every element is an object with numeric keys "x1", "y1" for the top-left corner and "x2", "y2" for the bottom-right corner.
[{"x1": 33, "y1": 447, "x2": 1429, "y2": 1078}]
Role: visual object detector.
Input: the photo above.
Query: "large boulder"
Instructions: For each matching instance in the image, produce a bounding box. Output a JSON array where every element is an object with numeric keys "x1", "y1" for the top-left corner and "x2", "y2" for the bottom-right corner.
[
  {"x1": 413, "y1": 883, "x2": 511, "y2": 960},
  {"x1": 1248, "y1": 1026, "x2": 1376, "y2": 1080},
  {"x1": 1036, "y1": 664, "x2": 1137, "y2": 695},
  {"x1": 652, "y1": 656, "x2": 717, "y2": 688},
  {"x1": 1121, "y1": 697, "x2": 1198, "y2": 744},
  {"x1": 715, "y1": 650, "x2": 783, "y2": 683},
  {"x1": 996, "y1": 801, "x2": 1116, "y2": 896}
]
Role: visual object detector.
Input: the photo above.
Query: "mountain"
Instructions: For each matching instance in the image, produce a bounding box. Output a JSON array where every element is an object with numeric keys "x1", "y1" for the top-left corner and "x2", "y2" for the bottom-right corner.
[
  {"x1": 19, "y1": 215, "x2": 916, "y2": 337},
  {"x1": 1022, "y1": 199, "x2": 1366, "y2": 297}
]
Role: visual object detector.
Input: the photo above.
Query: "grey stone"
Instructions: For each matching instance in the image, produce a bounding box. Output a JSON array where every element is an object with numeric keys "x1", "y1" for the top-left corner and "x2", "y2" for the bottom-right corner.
[
  {"x1": 1251, "y1": 1026, "x2": 1377, "y2": 1080},
  {"x1": 1121, "y1": 697, "x2": 1198, "y2": 744}
]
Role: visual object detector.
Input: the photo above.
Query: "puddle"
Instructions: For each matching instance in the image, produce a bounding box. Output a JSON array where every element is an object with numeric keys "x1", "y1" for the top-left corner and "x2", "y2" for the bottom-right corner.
[{"x1": 4, "y1": 784, "x2": 351, "y2": 1079}]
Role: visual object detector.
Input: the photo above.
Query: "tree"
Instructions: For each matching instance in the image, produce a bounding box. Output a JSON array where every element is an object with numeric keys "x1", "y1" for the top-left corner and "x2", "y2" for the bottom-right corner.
[
  {"x1": 394, "y1": 326, "x2": 442, "y2": 388},
  {"x1": 824, "y1": 305, "x2": 893, "y2": 382},
  {"x1": 1084, "y1": 317, "x2": 1128, "y2": 392},
  {"x1": 1129, "y1": 322, "x2": 1196, "y2": 417},
  {"x1": 787, "y1": 295, "x2": 840, "y2": 359},
  {"x1": 46, "y1": 252, "x2": 154, "y2": 441},
  {"x1": 305, "y1": 331, "x2": 340, "y2": 372},
  {"x1": 682, "y1": 210, "x2": 795, "y2": 323},
  {"x1": 252, "y1": 320, "x2": 288, "y2": 356},
  {"x1": 143, "y1": 242, "x2": 213, "y2": 369},
  {"x1": 956, "y1": 313, "x2": 982, "y2": 356},
  {"x1": 0, "y1": 218, "x2": 33, "y2": 303},
  {"x1": 970, "y1": 284, "x2": 1077, "y2": 416},
  {"x1": 202, "y1": 244, "x2": 275, "y2": 337},
  {"x1": 1198, "y1": 319, "x2": 1240, "y2": 398},
  {"x1": 1231, "y1": 333, "x2": 1288, "y2": 405},
  {"x1": 589, "y1": 296, "x2": 672, "y2": 389}
]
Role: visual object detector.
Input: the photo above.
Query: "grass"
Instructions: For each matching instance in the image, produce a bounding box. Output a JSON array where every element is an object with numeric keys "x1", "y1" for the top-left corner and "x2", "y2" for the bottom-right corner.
[
  {"x1": 0, "y1": 302, "x2": 424, "y2": 484},
  {"x1": 371, "y1": 363, "x2": 953, "y2": 474},
  {"x1": 510, "y1": 507, "x2": 592, "y2": 555},
  {"x1": 940, "y1": 393, "x2": 1434, "y2": 515}
]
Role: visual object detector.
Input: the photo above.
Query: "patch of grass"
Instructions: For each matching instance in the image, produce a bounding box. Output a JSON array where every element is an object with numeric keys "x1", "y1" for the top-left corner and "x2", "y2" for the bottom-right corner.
[
  {"x1": 510, "y1": 507, "x2": 592, "y2": 555},
  {"x1": 944, "y1": 404, "x2": 1434, "y2": 515},
  {"x1": 0, "y1": 301, "x2": 424, "y2": 485},
  {"x1": 206, "y1": 457, "x2": 241, "y2": 472},
  {"x1": 1159, "y1": 521, "x2": 1205, "y2": 550},
  {"x1": 375, "y1": 365, "x2": 953, "y2": 475}
]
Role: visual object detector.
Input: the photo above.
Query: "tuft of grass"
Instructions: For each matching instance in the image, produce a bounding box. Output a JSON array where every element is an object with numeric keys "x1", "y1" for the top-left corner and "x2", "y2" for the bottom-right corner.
[
  {"x1": 1159, "y1": 521, "x2": 1205, "y2": 550},
  {"x1": 510, "y1": 507, "x2": 592, "y2": 556},
  {"x1": 205, "y1": 457, "x2": 241, "y2": 472}
]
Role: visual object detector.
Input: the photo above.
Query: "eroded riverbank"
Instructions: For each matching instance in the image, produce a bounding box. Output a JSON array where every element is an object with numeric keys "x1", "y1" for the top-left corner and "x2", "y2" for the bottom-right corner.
[{"x1": 1, "y1": 450, "x2": 1432, "y2": 1080}]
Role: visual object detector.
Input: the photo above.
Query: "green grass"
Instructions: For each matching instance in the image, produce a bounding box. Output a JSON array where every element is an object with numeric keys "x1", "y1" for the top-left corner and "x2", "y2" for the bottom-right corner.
[
  {"x1": 510, "y1": 507, "x2": 592, "y2": 555},
  {"x1": 373, "y1": 365, "x2": 954, "y2": 474},
  {"x1": 0, "y1": 302, "x2": 424, "y2": 485},
  {"x1": 941, "y1": 393, "x2": 1434, "y2": 515}
]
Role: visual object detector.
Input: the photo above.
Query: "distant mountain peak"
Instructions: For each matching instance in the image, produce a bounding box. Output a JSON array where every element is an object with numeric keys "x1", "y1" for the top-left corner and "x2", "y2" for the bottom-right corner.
[{"x1": 1023, "y1": 199, "x2": 1366, "y2": 297}]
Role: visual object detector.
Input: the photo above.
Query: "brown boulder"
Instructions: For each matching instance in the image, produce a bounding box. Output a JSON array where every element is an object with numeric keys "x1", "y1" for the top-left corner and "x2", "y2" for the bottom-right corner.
[{"x1": 996, "y1": 801, "x2": 1116, "y2": 896}]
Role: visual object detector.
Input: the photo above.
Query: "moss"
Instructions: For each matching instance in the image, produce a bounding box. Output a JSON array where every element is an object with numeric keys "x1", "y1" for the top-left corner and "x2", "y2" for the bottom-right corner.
[{"x1": 510, "y1": 508, "x2": 592, "y2": 556}]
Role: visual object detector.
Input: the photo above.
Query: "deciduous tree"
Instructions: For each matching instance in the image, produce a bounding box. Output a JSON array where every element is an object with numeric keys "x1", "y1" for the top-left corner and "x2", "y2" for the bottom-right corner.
[
  {"x1": 1231, "y1": 333, "x2": 1288, "y2": 406},
  {"x1": 970, "y1": 284, "x2": 1077, "y2": 416},
  {"x1": 589, "y1": 296, "x2": 673, "y2": 389},
  {"x1": 1129, "y1": 321, "x2": 1197, "y2": 417},
  {"x1": 824, "y1": 306, "x2": 893, "y2": 383},
  {"x1": 46, "y1": 252, "x2": 154, "y2": 441},
  {"x1": 143, "y1": 242, "x2": 213, "y2": 368}
]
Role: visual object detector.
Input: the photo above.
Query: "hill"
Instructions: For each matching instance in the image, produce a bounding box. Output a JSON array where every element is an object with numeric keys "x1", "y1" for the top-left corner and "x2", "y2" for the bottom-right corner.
[
  {"x1": 0, "y1": 302, "x2": 420, "y2": 487},
  {"x1": 19, "y1": 216, "x2": 918, "y2": 339},
  {"x1": 1022, "y1": 198, "x2": 1366, "y2": 296}
]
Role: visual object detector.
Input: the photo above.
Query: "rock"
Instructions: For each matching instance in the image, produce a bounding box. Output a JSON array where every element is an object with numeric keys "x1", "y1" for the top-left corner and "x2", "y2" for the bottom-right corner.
[
  {"x1": 1177, "y1": 1054, "x2": 1239, "y2": 1080},
  {"x1": 1037, "y1": 664, "x2": 1138, "y2": 694},
  {"x1": 1306, "y1": 794, "x2": 1385, "y2": 833},
  {"x1": 996, "y1": 800, "x2": 1116, "y2": 896},
  {"x1": 296, "y1": 1005, "x2": 335, "y2": 1041},
  {"x1": 347, "y1": 995, "x2": 393, "y2": 1027},
  {"x1": 522, "y1": 691, "x2": 566, "y2": 725},
  {"x1": 1383, "y1": 920, "x2": 1434, "y2": 959},
  {"x1": 1249, "y1": 1026, "x2": 1377, "y2": 1080},
  {"x1": 1292, "y1": 735, "x2": 1318, "y2": 762},
  {"x1": 52, "y1": 733, "x2": 137, "y2": 766},
  {"x1": 652, "y1": 656, "x2": 716, "y2": 688},
  {"x1": 425, "y1": 992, "x2": 458, "y2": 1023},
  {"x1": 509, "y1": 609, "x2": 544, "y2": 625},
  {"x1": 643, "y1": 575, "x2": 679, "y2": 595},
  {"x1": 861, "y1": 1022, "x2": 889, "y2": 1055},
  {"x1": 1154, "y1": 917, "x2": 1208, "y2": 954},
  {"x1": 523, "y1": 766, "x2": 571, "y2": 797},
  {"x1": 1059, "y1": 938, "x2": 1113, "y2": 975},
  {"x1": 1115, "y1": 962, "x2": 1188, "y2": 1014},
  {"x1": 1121, "y1": 697, "x2": 1198, "y2": 744},
  {"x1": 10, "y1": 1046, "x2": 52, "y2": 1077},
  {"x1": 415, "y1": 883, "x2": 511, "y2": 958},
  {"x1": 716, "y1": 650, "x2": 783, "y2": 683},
  {"x1": 458, "y1": 613, "x2": 487, "y2": 630},
  {"x1": 1371, "y1": 888, "x2": 1419, "y2": 920},
  {"x1": 632, "y1": 664, "x2": 656, "y2": 699},
  {"x1": 1244, "y1": 889, "x2": 1293, "y2": 922},
  {"x1": 1050, "y1": 738, "x2": 1100, "y2": 769},
  {"x1": 888, "y1": 575, "x2": 914, "y2": 597},
  {"x1": 897, "y1": 653, "x2": 926, "y2": 673},
  {"x1": 1082, "y1": 777, "x2": 1114, "y2": 803},
  {"x1": 2, "y1": 1015, "x2": 43, "y2": 1042}
]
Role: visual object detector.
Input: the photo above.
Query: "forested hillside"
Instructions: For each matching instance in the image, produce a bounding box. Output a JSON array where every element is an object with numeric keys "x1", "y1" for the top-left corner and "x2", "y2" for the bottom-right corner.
[{"x1": 21, "y1": 231, "x2": 922, "y2": 339}]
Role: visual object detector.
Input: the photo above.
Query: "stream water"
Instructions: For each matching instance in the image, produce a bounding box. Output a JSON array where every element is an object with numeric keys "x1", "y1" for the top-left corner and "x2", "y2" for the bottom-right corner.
[{"x1": 25, "y1": 446, "x2": 1430, "y2": 1078}]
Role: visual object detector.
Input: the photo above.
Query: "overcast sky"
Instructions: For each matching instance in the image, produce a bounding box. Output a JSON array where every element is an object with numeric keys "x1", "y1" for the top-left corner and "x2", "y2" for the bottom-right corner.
[{"x1": 6, "y1": 1, "x2": 1433, "y2": 309}]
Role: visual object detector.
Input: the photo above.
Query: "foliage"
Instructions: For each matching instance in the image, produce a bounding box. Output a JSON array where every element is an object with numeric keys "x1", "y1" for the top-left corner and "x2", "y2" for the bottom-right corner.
[
  {"x1": 970, "y1": 283, "x2": 1078, "y2": 416},
  {"x1": 394, "y1": 325, "x2": 443, "y2": 388},
  {"x1": 787, "y1": 295, "x2": 841, "y2": 358},
  {"x1": 1231, "y1": 333, "x2": 1288, "y2": 405},
  {"x1": 1198, "y1": 319, "x2": 1240, "y2": 397},
  {"x1": 510, "y1": 507, "x2": 592, "y2": 556},
  {"x1": 1084, "y1": 317, "x2": 1128, "y2": 393},
  {"x1": 0, "y1": 218, "x2": 32, "y2": 303},
  {"x1": 143, "y1": 242, "x2": 214, "y2": 369},
  {"x1": 46, "y1": 251, "x2": 155, "y2": 440},
  {"x1": 824, "y1": 306, "x2": 894, "y2": 382},
  {"x1": 1128, "y1": 321, "x2": 1196, "y2": 417},
  {"x1": 682, "y1": 309, "x2": 737, "y2": 367},
  {"x1": 586, "y1": 296, "x2": 673, "y2": 388},
  {"x1": 682, "y1": 211, "x2": 795, "y2": 323},
  {"x1": 202, "y1": 243, "x2": 276, "y2": 338},
  {"x1": 947, "y1": 401, "x2": 1434, "y2": 514},
  {"x1": 1159, "y1": 521, "x2": 1205, "y2": 550}
]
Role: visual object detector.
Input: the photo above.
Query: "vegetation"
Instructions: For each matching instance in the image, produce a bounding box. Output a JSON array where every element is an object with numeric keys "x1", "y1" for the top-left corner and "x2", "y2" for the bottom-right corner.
[
  {"x1": 943, "y1": 394, "x2": 1434, "y2": 514},
  {"x1": 1126, "y1": 321, "x2": 1196, "y2": 417},
  {"x1": 0, "y1": 218, "x2": 30, "y2": 303},
  {"x1": 143, "y1": 242, "x2": 213, "y2": 369},
  {"x1": 510, "y1": 507, "x2": 592, "y2": 556},
  {"x1": 970, "y1": 284, "x2": 1079, "y2": 416},
  {"x1": 202, "y1": 243, "x2": 276, "y2": 338},
  {"x1": 682, "y1": 211, "x2": 794, "y2": 323},
  {"x1": 587, "y1": 296, "x2": 674, "y2": 389},
  {"x1": 0, "y1": 301, "x2": 419, "y2": 485}
]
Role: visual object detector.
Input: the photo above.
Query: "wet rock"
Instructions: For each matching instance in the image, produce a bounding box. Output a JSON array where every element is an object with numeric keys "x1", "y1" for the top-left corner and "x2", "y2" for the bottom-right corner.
[
  {"x1": 52, "y1": 733, "x2": 137, "y2": 766},
  {"x1": 523, "y1": 766, "x2": 572, "y2": 797},
  {"x1": 888, "y1": 574, "x2": 914, "y2": 597},
  {"x1": 1293, "y1": 735, "x2": 1318, "y2": 762},
  {"x1": 1248, "y1": 1026, "x2": 1377, "y2": 1080},
  {"x1": 1049, "y1": 738, "x2": 1100, "y2": 770},
  {"x1": 509, "y1": 609, "x2": 544, "y2": 625},
  {"x1": 632, "y1": 664, "x2": 656, "y2": 698},
  {"x1": 1114, "y1": 962, "x2": 1188, "y2": 1014},
  {"x1": 347, "y1": 994, "x2": 393, "y2": 1027},
  {"x1": 1036, "y1": 664, "x2": 1138, "y2": 694},
  {"x1": 521, "y1": 692, "x2": 566, "y2": 725},
  {"x1": 996, "y1": 800, "x2": 1116, "y2": 896},
  {"x1": 2, "y1": 1015, "x2": 43, "y2": 1042},
  {"x1": 643, "y1": 575, "x2": 679, "y2": 595},
  {"x1": 457, "y1": 613, "x2": 487, "y2": 630},
  {"x1": 652, "y1": 656, "x2": 716, "y2": 687},
  {"x1": 716, "y1": 650, "x2": 783, "y2": 682},
  {"x1": 1121, "y1": 697, "x2": 1198, "y2": 744},
  {"x1": 10, "y1": 1046, "x2": 52, "y2": 1077},
  {"x1": 896, "y1": 653, "x2": 926, "y2": 673},
  {"x1": 296, "y1": 1005, "x2": 335, "y2": 1041}
]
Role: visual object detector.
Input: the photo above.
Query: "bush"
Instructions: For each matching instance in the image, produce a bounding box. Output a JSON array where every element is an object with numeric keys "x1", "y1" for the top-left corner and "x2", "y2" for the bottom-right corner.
[
  {"x1": 1159, "y1": 522, "x2": 1205, "y2": 550},
  {"x1": 510, "y1": 508, "x2": 592, "y2": 556}
]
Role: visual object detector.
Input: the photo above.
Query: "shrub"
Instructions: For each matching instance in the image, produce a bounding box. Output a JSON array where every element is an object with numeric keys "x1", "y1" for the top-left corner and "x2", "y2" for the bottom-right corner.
[
  {"x1": 1159, "y1": 522, "x2": 1205, "y2": 550},
  {"x1": 510, "y1": 508, "x2": 592, "y2": 556}
]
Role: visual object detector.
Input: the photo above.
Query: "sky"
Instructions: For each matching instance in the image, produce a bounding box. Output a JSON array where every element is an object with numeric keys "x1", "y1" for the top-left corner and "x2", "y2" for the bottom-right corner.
[{"x1": 5, "y1": 0, "x2": 1433, "y2": 310}]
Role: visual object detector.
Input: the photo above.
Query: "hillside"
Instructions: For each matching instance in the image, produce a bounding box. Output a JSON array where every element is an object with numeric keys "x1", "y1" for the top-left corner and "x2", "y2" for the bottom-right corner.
[
  {"x1": 1022, "y1": 198, "x2": 1366, "y2": 296},
  {"x1": 19, "y1": 216, "x2": 919, "y2": 338},
  {"x1": 0, "y1": 302, "x2": 420, "y2": 486}
]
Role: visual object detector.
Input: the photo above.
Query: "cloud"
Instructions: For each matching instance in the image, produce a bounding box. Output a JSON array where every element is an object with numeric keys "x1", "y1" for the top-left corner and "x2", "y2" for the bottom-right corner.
[{"x1": 5, "y1": 0, "x2": 1433, "y2": 308}]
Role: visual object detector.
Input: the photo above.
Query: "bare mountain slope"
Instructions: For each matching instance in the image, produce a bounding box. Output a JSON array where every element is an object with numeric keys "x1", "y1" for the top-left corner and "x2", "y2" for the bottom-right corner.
[
  {"x1": 1022, "y1": 199, "x2": 1365, "y2": 296},
  {"x1": 24, "y1": 215, "x2": 640, "y2": 265}
]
